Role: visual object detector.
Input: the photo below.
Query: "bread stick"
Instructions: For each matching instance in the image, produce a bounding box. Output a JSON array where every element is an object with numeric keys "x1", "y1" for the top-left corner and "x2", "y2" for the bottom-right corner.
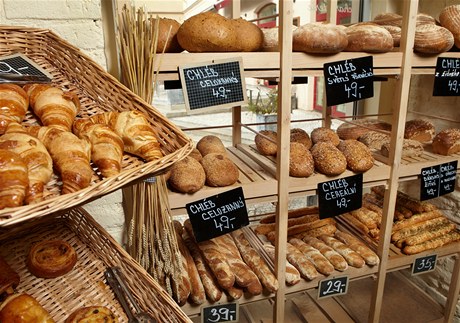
[
  {"x1": 391, "y1": 216, "x2": 449, "y2": 242},
  {"x1": 392, "y1": 210, "x2": 443, "y2": 232},
  {"x1": 404, "y1": 222, "x2": 456, "y2": 246}
]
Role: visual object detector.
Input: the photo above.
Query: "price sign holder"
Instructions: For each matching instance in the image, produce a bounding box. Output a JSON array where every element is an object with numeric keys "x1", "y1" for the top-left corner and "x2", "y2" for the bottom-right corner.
[
  {"x1": 186, "y1": 187, "x2": 249, "y2": 242},
  {"x1": 318, "y1": 276, "x2": 349, "y2": 299},
  {"x1": 317, "y1": 174, "x2": 363, "y2": 218},
  {"x1": 0, "y1": 53, "x2": 52, "y2": 81},
  {"x1": 433, "y1": 57, "x2": 460, "y2": 96},
  {"x1": 412, "y1": 254, "x2": 437, "y2": 275},
  {"x1": 202, "y1": 302, "x2": 239, "y2": 323},
  {"x1": 323, "y1": 56, "x2": 374, "y2": 106},
  {"x1": 420, "y1": 161, "x2": 457, "y2": 201},
  {"x1": 179, "y1": 57, "x2": 247, "y2": 113}
]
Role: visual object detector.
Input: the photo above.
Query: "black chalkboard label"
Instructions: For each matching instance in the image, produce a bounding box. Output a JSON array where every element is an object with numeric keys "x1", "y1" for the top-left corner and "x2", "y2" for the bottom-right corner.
[
  {"x1": 179, "y1": 58, "x2": 247, "y2": 112},
  {"x1": 186, "y1": 187, "x2": 249, "y2": 242},
  {"x1": 420, "y1": 161, "x2": 457, "y2": 200},
  {"x1": 202, "y1": 303, "x2": 238, "y2": 323},
  {"x1": 323, "y1": 56, "x2": 374, "y2": 106},
  {"x1": 317, "y1": 174, "x2": 363, "y2": 218},
  {"x1": 412, "y1": 254, "x2": 437, "y2": 275},
  {"x1": 0, "y1": 53, "x2": 52, "y2": 80},
  {"x1": 318, "y1": 276, "x2": 349, "y2": 299},
  {"x1": 433, "y1": 57, "x2": 460, "y2": 96}
]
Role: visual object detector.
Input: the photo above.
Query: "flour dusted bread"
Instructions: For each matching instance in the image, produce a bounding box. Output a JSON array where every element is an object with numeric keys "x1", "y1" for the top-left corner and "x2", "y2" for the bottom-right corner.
[
  {"x1": 337, "y1": 139, "x2": 374, "y2": 172},
  {"x1": 381, "y1": 25, "x2": 401, "y2": 47},
  {"x1": 311, "y1": 142, "x2": 347, "y2": 176},
  {"x1": 255, "y1": 130, "x2": 277, "y2": 156},
  {"x1": 289, "y1": 142, "x2": 314, "y2": 177},
  {"x1": 0, "y1": 293, "x2": 55, "y2": 322},
  {"x1": 404, "y1": 119, "x2": 435, "y2": 143},
  {"x1": 196, "y1": 135, "x2": 227, "y2": 156},
  {"x1": 168, "y1": 156, "x2": 205, "y2": 193},
  {"x1": 439, "y1": 5, "x2": 460, "y2": 48},
  {"x1": 432, "y1": 128, "x2": 460, "y2": 155},
  {"x1": 414, "y1": 24, "x2": 454, "y2": 54},
  {"x1": 345, "y1": 23, "x2": 393, "y2": 52},
  {"x1": 373, "y1": 12, "x2": 402, "y2": 27},
  {"x1": 293, "y1": 22, "x2": 348, "y2": 54},
  {"x1": 201, "y1": 152, "x2": 239, "y2": 187},
  {"x1": 311, "y1": 127, "x2": 340, "y2": 146}
]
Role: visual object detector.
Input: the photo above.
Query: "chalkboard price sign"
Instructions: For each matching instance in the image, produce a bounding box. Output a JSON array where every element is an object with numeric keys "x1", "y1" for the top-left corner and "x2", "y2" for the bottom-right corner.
[
  {"x1": 420, "y1": 161, "x2": 457, "y2": 200},
  {"x1": 202, "y1": 303, "x2": 238, "y2": 323},
  {"x1": 179, "y1": 58, "x2": 247, "y2": 112},
  {"x1": 318, "y1": 276, "x2": 349, "y2": 299},
  {"x1": 0, "y1": 53, "x2": 52, "y2": 80},
  {"x1": 186, "y1": 187, "x2": 249, "y2": 242},
  {"x1": 412, "y1": 254, "x2": 437, "y2": 275},
  {"x1": 317, "y1": 174, "x2": 363, "y2": 218},
  {"x1": 323, "y1": 56, "x2": 374, "y2": 106},
  {"x1": 433, "y1": 57, "x2": 460, "y2": 96}
]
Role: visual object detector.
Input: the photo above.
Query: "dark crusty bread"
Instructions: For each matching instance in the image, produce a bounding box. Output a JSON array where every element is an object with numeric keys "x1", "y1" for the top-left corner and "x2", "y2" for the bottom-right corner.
[
  {"x1": 289, "y1": 142, "x2": 314, "y2": 177},
  {"x1": 293, "y1": 22, "x2": 348, "y2": 54},
  {"x1": 311, "y1": 142, "x2": 347, "y2": 176},
  {"x1": 201, "y1": 152, "x2": 239, "y2": 187},
  {"x1": 345, "y1": 23, "x2": 393, "y2": 52},
  {"x1": 432, "y1": 128, "x2": 460, "y2": 156},
  {"x1": 290, "y1": 128, "x2": 312, "y2": 149},
  {"x1": 168, "y1": 156, "x2": 206, "y2": 193},
  {"x1": 311, "y1": 127, "x2": 340, "y2": 146},
  {"x1": 404, "y1": 119, "x2": 435, "y2": 143},
  {"x1": 255, "y1": 130, "x2": 277, "y2": 156},
  {"x1": 337, "y1": 139, "x2": 374, "y2": 172},
  {"x1": 155, "y1": 17, "x2": 183, "y2": 53}
]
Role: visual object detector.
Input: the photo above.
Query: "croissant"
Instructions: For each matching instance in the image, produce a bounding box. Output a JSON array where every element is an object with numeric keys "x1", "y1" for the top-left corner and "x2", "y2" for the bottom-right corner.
[
  {"x1": 73, "y1": 118, "x2": 124, "y2": 178},
  {"x1": 0, "y1": 149, "x2": 28, "y2": 210},
  {"x1": 28, "y1": 125, "x2": 93, "y2": 194},
  {"x1": 0, "y1": 122, "x2": 53, "y2": 204},
  {"x1": 24, "y1": 84, "x2": 80, "y2": 131},
  {"x1": 0, "y1": 84, "x2": 29, "y2": 135},
  {"x1": 88, "y1": 110, "x2": 163, "y2": 161}
]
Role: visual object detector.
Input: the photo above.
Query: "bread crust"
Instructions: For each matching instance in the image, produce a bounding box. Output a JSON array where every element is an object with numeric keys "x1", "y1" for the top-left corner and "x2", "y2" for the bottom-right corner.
[
  {"x1": 293, "y1": 22, "x2": 348, "y2": 54},
  {"x1": 311, "y1": 127, "x2": 340, "y2": 146},
  {"x1": 311, "y1": 142, "x2": 347, "y2": 176},
  {"x1": 432, "y1": 128, "x2": 460, "y2": 156},
  {"x1": 338, "y1": 139, "x2": 374, "y2": 172},
  {"x1": 345, "y1": 23, "x2": 394, "y2": 52},
  {"x1": 255, "y1": 130, "x2": 277, "y2": 156},
  {"x1": 65, "y1": 306, "x2": 117, "y2": 323}
]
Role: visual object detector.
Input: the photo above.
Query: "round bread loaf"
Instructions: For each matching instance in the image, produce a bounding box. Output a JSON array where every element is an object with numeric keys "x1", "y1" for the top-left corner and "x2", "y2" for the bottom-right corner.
[
  {"x1": 381, "y1": 25, "x2": 401, "y2": 47},
  {"x1": 439, "y1": 5, "x2": 460, "y2": 48},
  {"x1": 337, "y1": 119, "x2": 392, "y2": 140},
  {"x1": 156, "y1": 17, "x2": 183, "y2": 53},
  {"x1": 201, "y1": 153, "x2": 239, "y2": 187},
  {"x1": 310, "y1": 127, "x2": 340, "y2": 146},
  {"x1": 310, "y1": 142, "x2": 347, "y2": 176},
  {"x1": 404, "y1": 119, "x2": 435, "y2": 143},
  {"x1": 337, "y1": 139, "x2": 374, "y2": 172},
  {"x1": 196, "y1": 135, "x2": 227, "y2": 157},
  {"x1": 358, "y1": 130, "x2": 390, "y2": 150},
  {"x1": 189, "y1": 148, "x2": 203, "y2": 162},
  {"x1": 232, "y1": 18, "x2": 264, "y2": 51},
  {"x1": 261, "y1": 27, "x2": 280, "y2": 52},
  {"x1": 414, "y1": 24, "x2": 454, "y2": 54},
  {"x1": 255, "y1": 130, "x2": 277, "y2": 155},
  {"x1": 293, "y1": 23, "x2": 348, "y2": 54},
  {"x1": 373, "y1": 12, "x2": 402, "y2": 27},
  {"x1": 381, "y1": 139, "x2": 424, "y2": 158},
  {"x1": 289, "y1": 142, "x2": 314, "y2": 177},
  {"x1": 345, "y1": 23, "x2": 393, "y2": 52},
  {"x1": 432, "y1": 128, "x2": 460, "y2": 156},
  {"x1": 168, "y1": 156, "x2": 206, "y2": 193},
  {"x1": 65, "y1": 306, "x2": 118, "y2": 323},
  {"x1": 416, "y1": 13, "x2": 436, "y2": 26},
  {"x1": 290, "y1": 128, "x2": 312, "y2": 149},
  {"x1": 0, "y1": 293, "x2": 55, "y2": 323}
]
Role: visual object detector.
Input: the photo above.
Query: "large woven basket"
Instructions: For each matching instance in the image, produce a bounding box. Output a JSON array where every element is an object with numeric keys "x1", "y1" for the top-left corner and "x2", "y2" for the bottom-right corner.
[
  {"x1": 0, "y1": 206, "x2": 192, "y2": 322},
  {"x1": 0, "y1": 26, "x2": 193, "y2": 226}
]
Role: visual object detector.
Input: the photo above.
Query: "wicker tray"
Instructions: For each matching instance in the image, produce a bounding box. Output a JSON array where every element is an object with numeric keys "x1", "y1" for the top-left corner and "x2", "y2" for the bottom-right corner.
[
  {"x1": 0, "y1": 206, "x2": 192, "y2": 322},
  {"x1": 0, "y1": 26, "x2": 193, "y2": 226}
]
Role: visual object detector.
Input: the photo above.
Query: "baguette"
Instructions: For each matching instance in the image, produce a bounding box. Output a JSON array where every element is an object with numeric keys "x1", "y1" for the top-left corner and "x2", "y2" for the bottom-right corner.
[
  {"x1": 287, "y1": 218, "x2": 336, "y2": 236},
  {"x1": 319, "y1": 235, "x2": 365, "y2": 268},
  {"x1": 224, "y1": 285, "x2": 244, "y2": 301},
  {"x1": 392, "y1": 210, "x2": 443, "y2": 232},
  {"x1": 341, "y1": 213, "x2": 370, "y2": 235},
  {"x1": 302, "y1": 236, "x2": 348, "y2": 271},
  {"x1": 403, "y1": 231, "x2": 460, "y2": 255},
  {"x1": 286, "y1": 242, "x2": 319, "y2": 280},
  {"x1": 391, "y1": 216, "x2": 450, "y2": 242},
  {"x1": 182, "y1": 229, "x2": 222, "y2": 302},
  {"x1": 350, "y1": 208, "x2": 380, "y2": 229},
  {"x1": 255, "y1": 213, "x2": 320, "y2": 235},
  {"x1": 259, "y1": 206, "x2": 319, "y2": 224},
  {"x1": 231, "y1": 230, "x2": 278, "y2": 293},
  {"x1": 334, "y1": 230, "x2": 379, "y2": 265},
  {"x1": 291, "y1": 224, "x2": 338, "y2": 240},
  {"x1": 263, "y1": 245, "x2": 301, "y2": 285},
  {"x1": 289, "y1": 238, "x2": 334, "y2": 275},
  {"x1": 403, "y1": 222, "x2": 456, "y2": 246}
]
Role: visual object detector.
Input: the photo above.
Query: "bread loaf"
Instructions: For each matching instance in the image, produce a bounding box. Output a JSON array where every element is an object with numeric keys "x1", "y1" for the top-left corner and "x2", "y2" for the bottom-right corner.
[
  {"x1": 224, "y1": 285, "x2": 244, "y2": 300},
  {"x1": 350, "y1": 208, "x2": 381, "y2": 230},
  {"x1": 290, "y1": 128, "x2": 312, "y2": 149},
  {"x1": 302, "y1": 236, "x2": 348, "y2": 271},
  {"x1": 391, "y1": 210, "x2": 443, "y2": 232},
  {"x1": 289, "y1": 238, "x2": 334, "y2": 275},
  {"x1": 345, "y1": 23, "x2": 393, "y2": 52},
  {"x1": 404, "y1": 119, "x2": 435, "y2": 143},
  {"x1": 289, "y1": 142, "x2": 314, "y2": 177},
  {"x1": 293, "y1": 22, "x2": 348, "y2": 54},
  {"x1": 261, "y1": 26, "x2": 298, "y2": 51},
  {"x1": 310, "y1": 127, "x2": 340, "y2": 146},
  {"x1": 155, "y1": 17, "x2": 183, "y2": 53},
  {"x1": 439, "y1": 5, "x2": 460, "y2": 48},
  {"x1": 201, "y1": 153, "x2": 239, "y2": 187},
  {"x1": 232, "y1": 18, "x2": 264, "y2": 52},
  {"x1": 391, "y1": 216, "x2": 450, "y2": 242},
  {"x1": 259, "y1": 206, "x2": 319, "y2": 224},
  {"x1": 403, "y1": 222, "x2": 456, "y2": 247},
  {"x1": 380, "y1": 138, "x2": 424, "y2": 158},
  {"x1": 196, "y1": 135, "x2": 227, "y2": 157},
  {"x1": 0, "y1": 293, "x2": 55, "y2": 323},
  {"x1": 255, "y1": 213, "x2": 320, "y2": 235},
  {"x1": 290, "y1": 223, "x2": 338, "y2": 240},
  {"x1": 381, "y1": 25, "x2": 401, "y2": 47},
  {"x1": 402, "y1": 230, "x2": 460, "y2": 255},
  {"x1": 373, "y1": 12, "x2": 402, "y2": 27},
  {"x1": 255, "y1": 130, "x2": 277, "y2": 156},
  {"x1": 287, "y1": 218, "x2": 336, "y2": 237},
  {"x1": 189, "y1": 148, "x2": 203, "y2": 162},
  {"x1": 334, "y1": 230, "x2": 379, "y2": 265},
  {"x1": 310, "y1": 142, "x2": 347, "y2": 176},
  {"x1": 358, "y1": 130, "x2": 390, "y2": 150},
  {"x1": 286, "y1": 242, "x2": 319, "y2": 280},
  {"x1": 414, "y1": 24, "x2": 454, "y2": 54},
  {"x1": 263, "y1": 244, "x2": 301, "y2": 285},
  {"x1": 337, "y1": 139, "x2": 374, "y2": 172},
  {"x1": 337, "y1": 119, "x2": 391, "y2": 140},
  {"x1": 432, "y1": 128, "x2": 460, "y2": 155},
  {"x1": 0, "y1": 255, "x2": 20, "y2": 297},
  {"x1": 168, "y1": 156, "x2": 206, "y2": 193},
  {"x1": 318, "y1": 235, "x2": 365, "y2": 268}
]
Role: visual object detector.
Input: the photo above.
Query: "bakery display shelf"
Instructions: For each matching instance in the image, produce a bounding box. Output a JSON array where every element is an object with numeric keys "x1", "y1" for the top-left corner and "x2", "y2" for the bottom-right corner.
[
  {"x1": 237, "y1": 143, "x2": 391, "y2": 196},
  {"x1": 0, "y1": 207, "x2": 191, "y2": 323}
]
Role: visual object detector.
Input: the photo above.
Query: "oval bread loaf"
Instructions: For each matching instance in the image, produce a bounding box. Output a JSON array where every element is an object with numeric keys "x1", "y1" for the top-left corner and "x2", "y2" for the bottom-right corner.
[
  {"x1": 201, "y1": 152, "x2": 239, "y2": 187},
  {"x1": 289, "y1": 142, "x2": 314, "y2": 177},
  {"x1": 155, "y1": 17, "x2": 183, "y2": 53},
  {"x1": 337, "y1": 119, "x2": 391, "y2": 140},
  {"x1": 168, "y1": 156, "x2": 206, "y2": 193},
  {"x1": 439, "y1": 5, "x2": 460, "y2": 48},
  {"x1": 311, "y1": 127, "x2": 340, "y2": 146},
  {"x1": 255, "y1": 130, "x2": 277, "y2": 155},
  {"x1": 432, "y1": 128, "x2": 460, "y2": 156},
  {"x1": 414, "y1": 24, "x2": 454, "y2": 54},
  {"x1": 196, "y1": 135, "x2": 227, "y2": 156},
  {"x1": 293, "y1": 22, "x2": 348, "y2": 54},
  {"x1": 345, "y1": 23, "x2": 393, "y2": 52},
  {"x1": 404, "y1": 119, "x2": 435, "y2": 143},
  {"x1": 310, "y1": 142, "x2": 347, "y2": 176},
  {"x1": 337, "y1": 139, "x2": 374, "y2": 172},
  {"x1": 290, "y1": 128, "x2": 312, "y2": 149}
]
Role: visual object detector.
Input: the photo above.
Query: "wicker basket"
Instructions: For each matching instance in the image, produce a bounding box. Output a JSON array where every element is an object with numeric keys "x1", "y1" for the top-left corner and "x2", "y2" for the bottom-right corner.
[
  {"x1": 0, "y1": 26, "x2": 193, "y2": 226},
  {"x1": 0, "y1": 206, "x2": 192, "y2": 322}
]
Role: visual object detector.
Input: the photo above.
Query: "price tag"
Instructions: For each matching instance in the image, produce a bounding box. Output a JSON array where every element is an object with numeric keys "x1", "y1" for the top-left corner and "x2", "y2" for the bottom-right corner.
[
  {"x1": 433, "y1": 57, "x2": 460, "y2": 96},
  {"x1": 0, "y1": 53, "x2": 52, "y2": 80},
  {"x1": 317, "y1": 174, "x2": 363, "y2": 218},
  {"x1": 323, "y1": 56, "x2": 374, "y2": 106},
  {"x1": 318, "y1": 276, "x2": 349, "y2": 299},
  {"x1": 186, "y1": 187, "x2": 249, "y2": 242},
  {"x1": 202, "y1": 303, "x2": 238, "y2": 323},
  {"x1": 420, "y1": 161, "x2": 457, "y2": 200},
  {"x1": 179, "y1": 58, "x2": 247, "y2": 112},
  {"x1": 412, "y1": 254, "x2": 437, "y2": 275}
]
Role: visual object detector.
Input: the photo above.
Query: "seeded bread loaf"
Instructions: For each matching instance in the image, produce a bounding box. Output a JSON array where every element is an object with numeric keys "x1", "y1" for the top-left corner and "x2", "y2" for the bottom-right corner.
[
  {"x1": 311, "y1": 127, "x2": 340, "y2": 146},
  {"x1": 432, "y1": 128, "x2": 460, "y2": 155},
  {"x1": 337, "y1": 139, "x2": 374, "y2": 172},
  {"x1": 289, "y1": 142, "x2": 314, "y2": 177},
  {"x1": 404, "y1": 119, "x2": 435, "y2": 143},
  {"x1": 290, "y1": 128, "x2": 312, "y2": 149},
  {"x1": 201, "y1": 153, "x2": 239, "y2": 187},
  {"x1": 311, "y1": 142, "x2": 347, "y2": 176}
]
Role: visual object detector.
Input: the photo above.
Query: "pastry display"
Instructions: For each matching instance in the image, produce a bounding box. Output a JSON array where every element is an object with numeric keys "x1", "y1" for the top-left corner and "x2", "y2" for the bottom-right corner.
[
  {"x1": 0, "y1": 293, "x2": 55, "y2": 322},
  {"x1": 26, "y1": 239, "x2": 77, "y2": 278},
  {"x1": 65, "y1": 306, "x2": 118, "y2": 323}
]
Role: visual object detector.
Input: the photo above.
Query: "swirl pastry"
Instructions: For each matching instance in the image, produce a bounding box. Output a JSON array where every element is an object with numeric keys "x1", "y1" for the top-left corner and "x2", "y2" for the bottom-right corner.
[
  {"x1": 65, "y1": 306, "x2": 118, "y2": 323},
  {"x1": 26, "y1": 240, "x2": 77, "y2": 278}
]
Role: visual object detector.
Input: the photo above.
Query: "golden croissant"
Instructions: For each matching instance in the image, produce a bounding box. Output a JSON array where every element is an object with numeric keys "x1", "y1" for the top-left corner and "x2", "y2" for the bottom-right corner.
[
  {"x1": 0, "y1": 149, "x2": 28, "y2": 210},
  {"x1": 73, "y1": 118, "x2": 124, "y2": 178},
  {"x1": 28, "y1": 125, "x2": 93, "y2": 194},
  {"x1": 88, "y1": 110, "x2": 163, "y2": 161},
  {"x1": 0, "y1": 84, "x2": 29, "y2": 135},
  {"x1": 24, "y1": 84, "x2": 80, "y2": 132}
]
